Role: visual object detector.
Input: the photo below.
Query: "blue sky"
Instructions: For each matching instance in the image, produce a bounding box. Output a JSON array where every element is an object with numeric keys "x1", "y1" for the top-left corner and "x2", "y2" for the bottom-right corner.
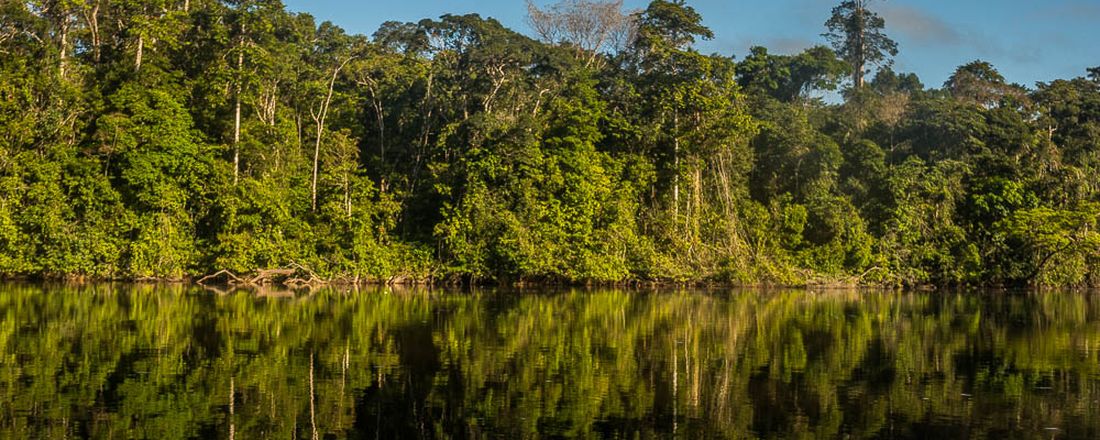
[{"x1": 283, "y1": 0, "x2": 1100, "y2": 89}]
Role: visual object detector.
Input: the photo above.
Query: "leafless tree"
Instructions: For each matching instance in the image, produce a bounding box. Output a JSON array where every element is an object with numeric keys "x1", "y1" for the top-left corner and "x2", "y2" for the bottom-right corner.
[{"x1": 526, "y1": 0, "x2": 637, "y2": 68}]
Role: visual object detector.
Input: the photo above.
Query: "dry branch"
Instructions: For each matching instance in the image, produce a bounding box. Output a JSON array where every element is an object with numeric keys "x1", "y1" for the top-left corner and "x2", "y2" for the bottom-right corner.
[{"x1": 197, "y1": 269, "x2": 246, "y2": 285}]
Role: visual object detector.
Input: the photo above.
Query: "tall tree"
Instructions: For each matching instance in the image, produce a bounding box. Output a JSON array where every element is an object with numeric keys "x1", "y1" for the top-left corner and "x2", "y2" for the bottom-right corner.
[
  {"x1": 822, "y1": 0, "x2": 897, "y2": 89},
  {"x1": 628, "y1": 0, "x2": 715, "y2": 219},
  {"x1": 632, "y1": 0, "x2": 711, "y2": 57},
  {"x1": 525, "y1": 0, "x2": 637, "y2": 68}
]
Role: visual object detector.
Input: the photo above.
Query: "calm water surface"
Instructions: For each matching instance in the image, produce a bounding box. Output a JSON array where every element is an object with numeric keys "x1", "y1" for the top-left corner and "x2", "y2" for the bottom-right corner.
[{"x1": 1, "y1": 284, "x2": 1098, "y2": 439}]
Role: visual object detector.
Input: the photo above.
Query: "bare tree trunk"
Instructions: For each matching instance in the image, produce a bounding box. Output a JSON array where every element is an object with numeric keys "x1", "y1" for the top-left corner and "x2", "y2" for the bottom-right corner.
[
  {"x1": 257, "y1": 80, "x2": 279, "y2": 126},
  {"x1": 233, "y1": 97, "x2": 241, "y2": 184},
  {"x1": 233, "y1": 42, "x2": 244, "y2": 185},
  {"x1": 854, "y1": 0, "x2": 866, "y2": 88},
  {"x1": 135, "y1": 34, "x2": 144, "y2": 72},
  {"x1": 310, "y1": 125, "x2": 324, "y2": 208},
  {"x1": 482, "y1": 64, "x2": 507, "y2": 113},
  {"x1": 375, "y1": 100, "x2": 385, "y2": 165},
  {"x1": 311, "y1": 57, "x2": 354, "y2": 211},
  {"x1": 183, "y1": 0, "x2": 190, "y2": 13},
  {"x1": 58, "y1": 18, "x2": 69, "y2": 77},
  {"x1": 532, "y1": 88, "x2": 549, "y2": 116},
  {"x1": 692, "y1": 165, "x2": 702, "y2": 233},
  {"x1": 673, "y1": 112, "x2": 680, "y2": 222},
  {"x1": 84, "y1": 2, "x2": 101, "y2": 64}
]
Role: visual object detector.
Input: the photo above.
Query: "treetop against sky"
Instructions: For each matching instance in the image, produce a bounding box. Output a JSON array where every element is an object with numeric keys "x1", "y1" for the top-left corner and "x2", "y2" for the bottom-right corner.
[{"x1": 286, "y1": 0, "x2": 1099, "y2": 88}]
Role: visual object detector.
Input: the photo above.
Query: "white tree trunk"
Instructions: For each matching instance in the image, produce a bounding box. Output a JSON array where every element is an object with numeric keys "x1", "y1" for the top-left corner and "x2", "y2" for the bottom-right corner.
[
  {"x1": 312, "y1": 57, "x2": 354, "y2": 211},
  {"x1": 59, "y1": 18, "x2": 68, "y2": 77},
  {"x1": 673, "y1": 112, "x2": 680, "y2": 222},
  {"x1": 233, "y1": 45, "x2": 244, "y2": 184},
  {"x1": 135, "y1": 35, "x2": 143, "y2": 72},
  {"x1": 84, "y1": 2, "x2": 101, "y2": 63}
]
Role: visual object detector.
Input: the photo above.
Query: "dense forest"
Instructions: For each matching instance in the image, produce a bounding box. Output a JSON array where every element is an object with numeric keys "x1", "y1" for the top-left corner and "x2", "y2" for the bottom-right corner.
[{"x1": 1, "y1": 0, "x2": 1098, "y2": 286}]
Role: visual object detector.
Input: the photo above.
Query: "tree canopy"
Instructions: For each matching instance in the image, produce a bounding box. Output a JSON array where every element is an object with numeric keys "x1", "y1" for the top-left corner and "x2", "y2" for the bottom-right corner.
[
  {"x1": 823, "y1": 0, "x2": 898, "y2": 88},
  {"x1": 0, "y1": 0, "x2": 1097, "y2": 287}
]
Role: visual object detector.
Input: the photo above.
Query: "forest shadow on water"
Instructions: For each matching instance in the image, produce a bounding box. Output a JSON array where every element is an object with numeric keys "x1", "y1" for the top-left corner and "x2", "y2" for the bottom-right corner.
[{"x1": 0, "y1": 283, "x2": 1098, "y2": 439}]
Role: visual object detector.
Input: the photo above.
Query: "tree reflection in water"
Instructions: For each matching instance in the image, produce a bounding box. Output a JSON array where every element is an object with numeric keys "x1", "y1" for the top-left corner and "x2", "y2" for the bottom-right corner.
[{"x1": 0, "y1": 284, "x2": 1097, "y2": 439}]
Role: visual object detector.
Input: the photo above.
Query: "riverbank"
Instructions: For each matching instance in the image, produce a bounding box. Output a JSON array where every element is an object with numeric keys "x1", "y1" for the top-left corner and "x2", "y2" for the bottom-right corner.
[{"x1": 6, "y1": 267, "x2": 1091, "y2": 290}]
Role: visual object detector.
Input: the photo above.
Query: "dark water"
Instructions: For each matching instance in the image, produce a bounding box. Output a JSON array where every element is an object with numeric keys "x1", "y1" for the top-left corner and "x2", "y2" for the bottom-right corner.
[{"x1": 1, "y1": 284, "x2": 1099, "y2": 439}]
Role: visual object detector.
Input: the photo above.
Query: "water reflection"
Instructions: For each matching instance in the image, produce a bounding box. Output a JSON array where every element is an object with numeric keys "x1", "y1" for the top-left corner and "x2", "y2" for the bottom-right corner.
[{"x1": 0, "y1": 285, "x2": 1098, "y2": 439}]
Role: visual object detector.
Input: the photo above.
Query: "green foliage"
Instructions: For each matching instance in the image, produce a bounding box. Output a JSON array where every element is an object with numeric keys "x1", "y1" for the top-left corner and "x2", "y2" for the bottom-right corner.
[
  {"x1": 945, "y1": 60, "x2": 1027, "y2": 108},
  {"x1": 998, "y1": 203, "x2": 1100, "y2": 285},
  {"x1": 822, "y1": 0, "x2": 898, "y2": 87},
  {"x1": 633, "y1": 0, "x2": 713, "y2": 54},
  {"x1": 0, "y1": 0, "x2": 1097, "y2": 286},
  {"x1": 738, "y1": 45, "x2": 850, "y2": 101}
]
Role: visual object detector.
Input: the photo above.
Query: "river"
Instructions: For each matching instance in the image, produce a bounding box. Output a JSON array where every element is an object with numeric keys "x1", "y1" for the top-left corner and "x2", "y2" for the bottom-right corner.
[{"x1": 1, "y1": 284, "x2": 1098, "y2": 438}]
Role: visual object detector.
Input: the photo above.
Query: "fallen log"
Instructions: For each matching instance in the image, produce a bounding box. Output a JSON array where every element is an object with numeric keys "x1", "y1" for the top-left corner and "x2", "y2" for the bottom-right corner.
[
  {"x1": 196, "y1": 269, "x2": 246, "y2": 285},
  {"x1": 248, "y1": 268, "x2": 297, "y2": 285}
]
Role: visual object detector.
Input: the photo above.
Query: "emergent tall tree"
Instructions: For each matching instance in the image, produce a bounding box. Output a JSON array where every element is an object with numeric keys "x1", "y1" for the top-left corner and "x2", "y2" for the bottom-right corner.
[{"x1": 823, "y1": 0, "x2": 897, "y2": 88}]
